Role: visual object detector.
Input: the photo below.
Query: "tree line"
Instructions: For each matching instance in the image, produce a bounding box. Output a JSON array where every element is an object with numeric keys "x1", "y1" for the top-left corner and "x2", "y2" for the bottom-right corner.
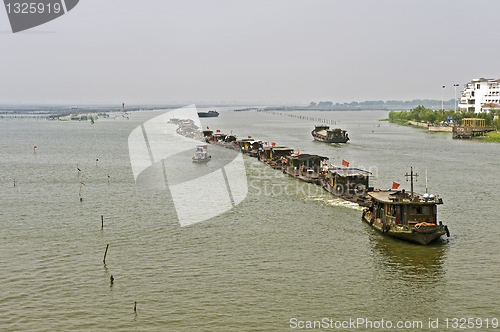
[
  {"x1": 310, "y1": 99, "x2": 457, "y2": 109},
  {"x1": 388, "y1": 105, "x2": 500, "y2": 129}
]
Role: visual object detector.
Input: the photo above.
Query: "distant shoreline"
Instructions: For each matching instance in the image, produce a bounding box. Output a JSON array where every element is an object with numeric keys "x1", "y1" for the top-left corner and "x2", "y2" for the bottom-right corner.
[{"x1": 386, "y1": 118, "x2": 500, "y2": 142}]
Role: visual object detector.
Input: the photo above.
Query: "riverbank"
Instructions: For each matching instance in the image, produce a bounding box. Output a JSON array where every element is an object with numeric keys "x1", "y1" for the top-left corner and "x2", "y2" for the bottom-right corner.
[
  {"x1": 386, "y1": 106, "x2": 500, "y2": 141},
  {"x1": 383, "y1": 118, "x2": 454, "y2": 132},
  {"x1": 386, "y1": 118, "x2": 500, "y2": 141},
  {"x1": 477, "y1": 131, "x2": 500, "y2": 142}
]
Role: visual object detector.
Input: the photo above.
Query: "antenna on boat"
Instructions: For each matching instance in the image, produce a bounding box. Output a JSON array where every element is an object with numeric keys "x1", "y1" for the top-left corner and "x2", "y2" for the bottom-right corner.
[
  {"x1": 425, "y1": 166, "x2": 428, "y2": 193},
  {"x1": 405, "y1": 167, "x2": 418, "y2": 198}
]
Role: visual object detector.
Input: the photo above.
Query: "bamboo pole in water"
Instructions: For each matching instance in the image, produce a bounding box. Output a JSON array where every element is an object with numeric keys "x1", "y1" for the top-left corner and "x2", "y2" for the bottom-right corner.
[{"x1": 103, "y1": 244, "x2": 109, "y2": 264}]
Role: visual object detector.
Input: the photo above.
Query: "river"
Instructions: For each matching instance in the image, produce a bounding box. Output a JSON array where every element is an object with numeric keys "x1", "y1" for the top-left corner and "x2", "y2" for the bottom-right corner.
[{"x1": 1, "y1": 108, "x2": 499, "y2": 331}]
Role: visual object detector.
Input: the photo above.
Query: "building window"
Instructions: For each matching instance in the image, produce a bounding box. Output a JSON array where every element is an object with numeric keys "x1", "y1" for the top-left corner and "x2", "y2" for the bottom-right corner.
[{"x1": 477, "y1": 84, "x2": 481, "y2": 89}]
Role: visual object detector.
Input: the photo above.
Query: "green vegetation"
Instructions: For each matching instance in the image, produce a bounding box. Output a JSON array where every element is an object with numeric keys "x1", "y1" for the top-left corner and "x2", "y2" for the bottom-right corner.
[
  {"x1": 388, "y1": 105, "x2": 498, "y2": 127},
  {"x1": 478, "y1": 131, "x2": 500, "y2": 142},
  {"x1": 387, "y1": 105, "x2": 500, "y2": 142},
  {"x1": 309, "y1": 99, "x2": 457, "y2": 109}
]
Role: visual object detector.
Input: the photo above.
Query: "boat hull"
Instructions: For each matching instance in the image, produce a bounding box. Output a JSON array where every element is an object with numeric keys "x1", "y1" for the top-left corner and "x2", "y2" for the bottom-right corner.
[
  {"x1": 323, "y1": 182, "x2": 371, "y2": 207},
  {"x1": 198, "y1": 112, "x2": 219, "y2": 118},
  {"x1": 362, "y1": 211, "x2": 447, "y2": 245}
]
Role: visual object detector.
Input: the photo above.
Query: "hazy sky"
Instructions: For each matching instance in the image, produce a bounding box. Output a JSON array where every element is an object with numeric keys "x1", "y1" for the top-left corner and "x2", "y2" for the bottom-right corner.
[{"x1": 1, "y1": 0, "x2": 499, "y2": 105}]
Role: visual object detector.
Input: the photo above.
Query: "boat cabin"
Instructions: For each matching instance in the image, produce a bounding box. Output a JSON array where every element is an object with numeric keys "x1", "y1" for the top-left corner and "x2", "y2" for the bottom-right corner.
[
  {"x1": 259, "y1": 146, "x2": 294, "y2": 162},
  {"x1": 314, "y1": 125, "x2": 330, "y2": 132},
  {"x1": 285, "y1": 153, "x2": 329, "y2": 179},
  {"x1": 236, "y1": 138, "x2": 255, "y2": 151},
  {"x1": 284, "y1": 154, "x2": 329, "y2": 184},
  {"x1": 368, "y1": 190, "x2": 442, "y2": 227},
  {"x1": 212, "y1": 133, "x2": 227, "y2": 142},
  {"x1": 224, "y1": 134, "x2": 237, "y2": 143},
  {"x1": 202, "y1": 130, "x2": 214, "y2": 141},
  {"x1": 327, "y1": 168, "x2": 372, "y2": 196}
]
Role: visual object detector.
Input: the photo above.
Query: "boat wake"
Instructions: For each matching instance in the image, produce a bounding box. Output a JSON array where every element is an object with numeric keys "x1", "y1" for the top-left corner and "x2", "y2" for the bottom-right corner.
[{"x1": 304, "y1": 195, "x2": 364, "y2": 210}]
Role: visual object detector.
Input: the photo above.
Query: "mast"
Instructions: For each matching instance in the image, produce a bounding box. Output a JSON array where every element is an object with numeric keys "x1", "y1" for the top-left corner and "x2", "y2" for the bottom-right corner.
[{"x1": 405, "y1": 167, "x2": 418, "y2": 198}]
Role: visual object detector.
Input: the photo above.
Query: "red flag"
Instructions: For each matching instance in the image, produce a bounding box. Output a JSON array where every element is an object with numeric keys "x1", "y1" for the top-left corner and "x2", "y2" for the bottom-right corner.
[
  {"x1": 342, "y1": 159, "x2": 349, "y2": 167},
  {"x1": 34, "y1": 146, "x2": 37, "y2": 149},
  {"x1": 248, "y1": 136, "x2": 252, "y2": 139},
  {"x1": 271, "y1": 142, "x2": 276, "y2": 147},
  {"x1": 216, "y1": 130, "x2": 220, "y2": 133},
  {"x1": 207, "y1": 126, "x2": 209, "y2": 129},
  {"x1": 297, "y1": 150, "x2": 300, "y2": 155},
  {"x1": 392, "y1": 182, "x2": 400, "y2": 189}
]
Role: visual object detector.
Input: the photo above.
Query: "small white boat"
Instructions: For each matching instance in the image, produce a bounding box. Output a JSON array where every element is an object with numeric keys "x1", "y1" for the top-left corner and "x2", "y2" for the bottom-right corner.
[{"x1": 192, "y1": 145, "x2": 211, "y2": 163}]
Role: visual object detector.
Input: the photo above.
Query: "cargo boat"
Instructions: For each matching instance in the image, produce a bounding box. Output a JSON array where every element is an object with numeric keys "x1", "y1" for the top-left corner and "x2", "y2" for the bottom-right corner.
[
  {"x1": 323, "y1": 167, "x2": 372, "y2": 206},
  {"x1": 312, "y1": 125, "x2": 349, "y2": 143},
  {"x1": 361, "y1": 168, "x2": 450, "y2": 245},
  {"x1": 284, "y1": 154, "x2": 329, "y2": 184},
  {"x1": 197, "y1": 110, "x2": 219, "y2": 118}
]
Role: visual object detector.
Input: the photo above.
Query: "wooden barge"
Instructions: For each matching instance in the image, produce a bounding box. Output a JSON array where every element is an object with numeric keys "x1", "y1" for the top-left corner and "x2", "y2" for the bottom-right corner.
[
  {"x1": 283, "y1": 154, "x2": 329, "y2": 185},
  {"x1": 312, "y1": 125, "x2": 349, "y2": 143},
  {"x1": 361, "y1": 168, "x2": 449, "y2": 244},
  {"x1": 323, "y1": 167, "x2": 372, "y2": 207},
  {"x1": 258, "y1": 146, "x2": 294, "y2": 169}
]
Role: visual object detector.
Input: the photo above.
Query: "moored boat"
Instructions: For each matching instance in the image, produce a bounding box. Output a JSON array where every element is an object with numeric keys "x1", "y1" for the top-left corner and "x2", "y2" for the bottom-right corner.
[
  {"x1": 362, "y1": 168, "x2": 450, "y2": 245},
  {"x1": 312, "y1": 125, "x2": 349, "y2": 143}
]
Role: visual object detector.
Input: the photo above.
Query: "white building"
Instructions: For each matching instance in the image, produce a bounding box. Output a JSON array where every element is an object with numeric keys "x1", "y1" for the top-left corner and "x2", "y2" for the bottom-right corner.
[{"x1": 458, "y1": 78, "x2": 500, "y2": 113}]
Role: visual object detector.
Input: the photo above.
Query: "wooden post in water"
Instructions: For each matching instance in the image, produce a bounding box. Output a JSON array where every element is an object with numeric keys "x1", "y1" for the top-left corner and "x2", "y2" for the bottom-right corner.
[
  {"x1": 103, "y1": 244, "x2": 109, "y2": 264},
  {"x1": 134, "y1": 301, "x2": 137, "y2": 312},
  {"x1": 101, "y1": 215, "x2": 104, "y2": 229}
]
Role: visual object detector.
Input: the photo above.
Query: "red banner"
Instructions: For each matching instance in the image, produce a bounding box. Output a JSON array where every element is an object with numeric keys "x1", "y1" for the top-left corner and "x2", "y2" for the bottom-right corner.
[
  {"x1": 342, "y1": 159, "x2": 349, "y2": 167},
  {"x1": 392, "y1": 182, "x2": 400, "y2": 189}
]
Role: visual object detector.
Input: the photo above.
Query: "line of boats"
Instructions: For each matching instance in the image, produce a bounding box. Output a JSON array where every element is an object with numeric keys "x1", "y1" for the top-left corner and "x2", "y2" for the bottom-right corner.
[{"x1": 174, "y1": 118, "x2": 450, "y2": 245}]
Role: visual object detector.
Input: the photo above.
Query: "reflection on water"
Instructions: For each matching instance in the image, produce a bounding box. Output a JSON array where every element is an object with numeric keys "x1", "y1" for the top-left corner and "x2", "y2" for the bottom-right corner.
[
  {"x1": 370, "y1": 235, "x2": 447, "y2": 277},
  {"x1": 368, "y1": 231, "x2": 448, "y2": 312}
]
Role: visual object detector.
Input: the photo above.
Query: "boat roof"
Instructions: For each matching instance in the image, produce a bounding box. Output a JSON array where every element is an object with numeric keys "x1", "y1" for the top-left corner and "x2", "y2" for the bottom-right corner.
[
  {"x1": 288, "y1": 153, "x2": 328, "y2": 161},
  {"x1": 329, "y1": 168, "x2": 371, "y2": 177},
  {"x1": 263, "y1": 146, "x2": 293, "y2": 151},
  {"x1": 368, "y1": 190, "x2": 442, "y2": 205}
]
